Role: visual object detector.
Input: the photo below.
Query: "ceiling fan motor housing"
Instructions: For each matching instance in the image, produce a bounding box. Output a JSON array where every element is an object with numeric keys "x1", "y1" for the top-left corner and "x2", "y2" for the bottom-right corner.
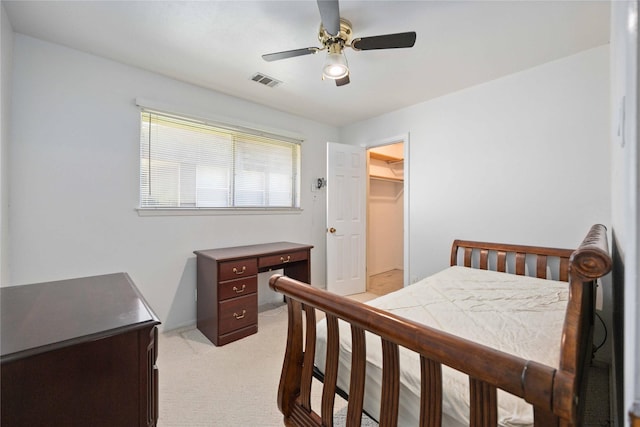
[{"x1": 319, "y1": 18, "x2": 353, "y2": 49}]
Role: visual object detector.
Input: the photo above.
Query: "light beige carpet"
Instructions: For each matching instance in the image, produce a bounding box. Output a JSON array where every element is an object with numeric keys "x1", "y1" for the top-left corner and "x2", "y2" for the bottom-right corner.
[
  {"x1": 157, "y1": 302, "x2": 609, "y2": 427},
  {"x1": 158, "y1": 304, "x2": 297, "y2": 426}
]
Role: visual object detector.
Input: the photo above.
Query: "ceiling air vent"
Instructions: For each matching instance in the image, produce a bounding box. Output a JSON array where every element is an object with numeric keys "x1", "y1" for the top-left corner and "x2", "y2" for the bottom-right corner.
[{"x1": 251, "y1": 72, "x2": 282, "y2": 88}]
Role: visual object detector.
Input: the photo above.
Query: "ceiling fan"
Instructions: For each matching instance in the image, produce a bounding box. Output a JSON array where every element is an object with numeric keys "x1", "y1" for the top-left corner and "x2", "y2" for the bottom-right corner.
[{"x1": 261, "y1": 0, "x2": 417, "y2": 87}]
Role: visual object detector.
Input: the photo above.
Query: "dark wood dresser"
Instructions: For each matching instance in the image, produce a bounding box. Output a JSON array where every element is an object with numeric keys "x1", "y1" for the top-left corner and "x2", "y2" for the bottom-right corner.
[
  {"x1": 194, "y1": 241, "x2": 312, "y2": 346},
  {"x1": 1, "y1": 273, "x2": 160, "y2": 427}
]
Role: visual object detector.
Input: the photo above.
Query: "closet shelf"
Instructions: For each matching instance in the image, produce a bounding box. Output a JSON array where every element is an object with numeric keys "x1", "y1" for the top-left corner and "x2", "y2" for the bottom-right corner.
[
  {"x1": 369, "y1": 151, "x2": 403, "y2": 163},
  {"x1": 370, "y1": 174, "x2": 404, "y2": 183}
]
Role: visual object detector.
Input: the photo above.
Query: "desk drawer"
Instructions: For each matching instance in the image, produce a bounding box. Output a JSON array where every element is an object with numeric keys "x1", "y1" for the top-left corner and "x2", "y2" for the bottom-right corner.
[
  {"x1": 218, "y1": 294, "x2": 257, "y2": 335},
  {"x1": 219, "y1": 276, "x2": 257, "y2": 301},
  {"x1": 259, "y1": 250, "x2": 308, "y2": 269},
  {"x1": 218, "y1": 259, "x2": 258, "y2": 281}
]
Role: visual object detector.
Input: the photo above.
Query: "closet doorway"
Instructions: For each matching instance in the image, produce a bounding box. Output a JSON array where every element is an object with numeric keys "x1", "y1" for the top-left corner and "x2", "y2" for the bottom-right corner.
[{"x1": 367, "y1": 142, "x2": 405, "y2": 296}]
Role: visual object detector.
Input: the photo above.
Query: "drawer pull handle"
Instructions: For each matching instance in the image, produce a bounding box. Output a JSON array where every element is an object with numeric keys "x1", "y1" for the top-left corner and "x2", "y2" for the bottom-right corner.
[
  {"x1": 233, "y1": 310, "x2": 247, "y2": 320},
  {"x1": 232, "y1": 266, "x2": 246, "y2": 275},
  {"x1": 280, "y1": 255, "x2": 291, "y2": 263},
  {"x1": 232, "y1": 285, "x2": 246, "y2": 294}
]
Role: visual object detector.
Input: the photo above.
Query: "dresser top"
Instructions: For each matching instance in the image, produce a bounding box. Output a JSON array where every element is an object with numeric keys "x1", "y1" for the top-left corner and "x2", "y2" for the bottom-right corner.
[
  {"x1": 1, "y1": 272, "x2": 160, "y2": 362},
  {"x1": 194, "y1": 241, "x2": 313, "y2": 261}
]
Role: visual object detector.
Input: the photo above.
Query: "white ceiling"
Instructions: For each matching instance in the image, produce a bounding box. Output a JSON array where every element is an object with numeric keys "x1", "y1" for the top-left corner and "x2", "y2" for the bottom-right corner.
[{"x1": 3, "y1": 0, "x2": 610, "y2": 127}]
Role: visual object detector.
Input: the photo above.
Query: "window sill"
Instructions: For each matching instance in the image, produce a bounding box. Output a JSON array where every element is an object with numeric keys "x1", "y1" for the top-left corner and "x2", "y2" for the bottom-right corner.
[{"x1": 136, "y1": 207, "x2": 304, "y2": 217}]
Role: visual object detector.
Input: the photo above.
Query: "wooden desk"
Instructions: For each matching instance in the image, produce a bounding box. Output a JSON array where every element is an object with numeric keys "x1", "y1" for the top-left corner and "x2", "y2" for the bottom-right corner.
[
  {"x1": 194, "y1": 241, "x2": 313, "y2": 346},
  {"x1": 1, "y1": 273, "x2": 160, "y2": 427}
]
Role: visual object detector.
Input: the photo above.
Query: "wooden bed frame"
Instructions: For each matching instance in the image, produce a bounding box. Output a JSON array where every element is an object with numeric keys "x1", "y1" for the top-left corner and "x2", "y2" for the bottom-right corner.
[{"x1": 269, "y1": 224, "x2": 612, "y2": 427}]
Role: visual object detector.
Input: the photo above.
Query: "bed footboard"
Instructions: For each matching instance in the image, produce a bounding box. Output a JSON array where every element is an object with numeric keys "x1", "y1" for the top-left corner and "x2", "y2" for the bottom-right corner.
[{"x1": 269, "y1": 224, "x2": 612, "y2": 427}]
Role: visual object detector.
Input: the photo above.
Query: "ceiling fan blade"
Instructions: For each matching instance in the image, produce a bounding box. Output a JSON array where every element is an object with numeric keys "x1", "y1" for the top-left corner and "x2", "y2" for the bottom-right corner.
[
  {"x1": 335, "y1": 74, "x2": 350, "y2": 87},
  {"x1": 317, "y1": 0, "x2": 340, "y2": 36},
  {"x1": 262, "y1": 48, "x2": 319, "y2": 62},
  {"x1": 351, "y1": 32, "x2": 416, "y2": 51}
]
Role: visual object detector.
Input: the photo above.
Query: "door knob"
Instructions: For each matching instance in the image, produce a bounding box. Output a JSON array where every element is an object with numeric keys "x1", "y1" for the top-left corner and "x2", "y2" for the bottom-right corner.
[{"x1": 328, "y1": 227, "x2": 336, "y2": 233}]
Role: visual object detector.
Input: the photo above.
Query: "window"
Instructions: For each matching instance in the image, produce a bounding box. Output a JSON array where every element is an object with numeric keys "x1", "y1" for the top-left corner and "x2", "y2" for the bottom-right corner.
[{"x1": 139, "y1": 110, "x2": 301, "y2": 210}]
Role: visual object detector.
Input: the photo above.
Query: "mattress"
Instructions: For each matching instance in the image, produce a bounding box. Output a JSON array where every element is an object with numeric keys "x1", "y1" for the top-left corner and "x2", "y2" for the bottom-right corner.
[{"x1": 314, "y1": 266, "x2": 569, "y2": 427}]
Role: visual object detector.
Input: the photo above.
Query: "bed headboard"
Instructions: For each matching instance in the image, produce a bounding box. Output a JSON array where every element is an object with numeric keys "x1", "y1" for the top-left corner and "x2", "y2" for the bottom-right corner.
[{"x1": 450, "y1": 239, "x2": 574, "y2": 281}]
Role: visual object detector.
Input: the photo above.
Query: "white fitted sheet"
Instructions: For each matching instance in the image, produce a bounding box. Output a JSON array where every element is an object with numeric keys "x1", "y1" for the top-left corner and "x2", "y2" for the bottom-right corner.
[{"x1": 315, "y1": 266, "x2": 569, "y2": 427}]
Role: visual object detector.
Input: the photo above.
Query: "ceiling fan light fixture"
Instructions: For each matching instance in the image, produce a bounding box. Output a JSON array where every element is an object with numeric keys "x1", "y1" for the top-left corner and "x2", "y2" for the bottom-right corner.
[
  {"x1": 322, "y1": 46, "x2": 349, "y2": 80},
  {"x1": 261, "y1": 2, "x2": 416, "y2": 87}
]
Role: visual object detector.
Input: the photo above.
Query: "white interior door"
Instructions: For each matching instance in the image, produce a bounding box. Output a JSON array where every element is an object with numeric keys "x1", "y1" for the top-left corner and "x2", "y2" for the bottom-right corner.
[{"x1": 326, "y1": 142, "x2": 366, "y2": 295}]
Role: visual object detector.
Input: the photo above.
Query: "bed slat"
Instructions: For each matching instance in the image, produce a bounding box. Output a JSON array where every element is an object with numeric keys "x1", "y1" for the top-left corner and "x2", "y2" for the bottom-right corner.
[
  {"x1": 464, "y1": 247, "x2": 473, "y2": 267},
  {"x1": 469, "y1": 377, "x2": 497, "y2": 427},
  {"x1": 300, "y1": 305, "x2": 317, "y2": 411},
  {"x1": 497, "y1": 251, "x2": 507, "y2": 272},
  {"x1": 346, "y1": 325, "x2": 366, "y2": 426},
  {"x1": 559, "y1": 258, "x2": 569, "y2": 282},
  {"x1": 536, "y1": 255, "x2": 548, "y2": 279},
  {"x1": 277, "y1": 298, "x2": 304, "y2": 419},
  {"x1": 515, "y1": 252, "x2": 526, "y2": 276},
  {"x1": 379, "y1": 339, "x2": 400, "y2": 427},
  {"x1": 321, "y1": 315, "x2": 339, "y2": 427},
  {"x1": 479, "y1": 249, "x2": 489, "y2": 270},
  {"x1": 419, "y1": 356, "x2": 442, "y2": 427}
]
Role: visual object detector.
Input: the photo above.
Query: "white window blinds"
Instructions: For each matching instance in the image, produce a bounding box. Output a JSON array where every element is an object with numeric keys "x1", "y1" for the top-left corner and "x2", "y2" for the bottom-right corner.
[{"x1": 139, "y1": 110, "x2": 300, "y2": 209}]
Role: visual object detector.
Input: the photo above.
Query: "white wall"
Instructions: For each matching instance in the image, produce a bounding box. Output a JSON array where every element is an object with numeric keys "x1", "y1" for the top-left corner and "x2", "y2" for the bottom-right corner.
[
  {"x1": 1, "y1": 4, "x2": 13, "y2": 285},
  {"x1": 342, "y1": 45, "x2": 611, "y2": 354},
  {"x1": 8, "y1": 34, "x2": 336, "y2": 330},
  {"x1": 610, "y1": 1, "x2": 639, "y2": 423},
  {"x1": 343, "y1": 45, "x2": 610, "y2": 276}
]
